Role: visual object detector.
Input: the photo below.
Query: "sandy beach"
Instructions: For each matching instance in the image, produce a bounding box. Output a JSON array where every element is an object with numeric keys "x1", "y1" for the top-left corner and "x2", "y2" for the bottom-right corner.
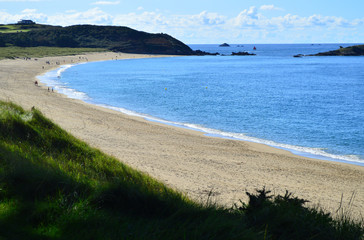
[{"x1": 1, "y1": 52, "x2": 363, "y2": 218}]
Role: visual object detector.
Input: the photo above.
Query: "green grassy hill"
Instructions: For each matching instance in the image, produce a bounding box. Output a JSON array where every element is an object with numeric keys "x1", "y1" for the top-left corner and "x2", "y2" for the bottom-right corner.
[
  {"x1": 0, "y1": 24, "x2": 194, "y2": 55},
  {"x1": 0, "y1": 101, "x2": 363, "y2": 239}
]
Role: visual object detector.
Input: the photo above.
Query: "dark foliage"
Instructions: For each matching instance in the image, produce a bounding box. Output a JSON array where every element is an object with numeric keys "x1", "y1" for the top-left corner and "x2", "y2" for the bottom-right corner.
[
  {"x1": 235, "y1": 188, "x2": 364, "y2": 240},
  {"x1": 0, "y1": 35, "x2": 5, "y2": 47}
]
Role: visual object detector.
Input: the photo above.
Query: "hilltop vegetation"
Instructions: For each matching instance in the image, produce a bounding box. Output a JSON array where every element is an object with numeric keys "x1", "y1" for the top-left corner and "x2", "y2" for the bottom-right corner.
[
  {"x1": 0, "y1": 23, "x2": 58, "y2": 34},
  {"x1": 0, "y1": 24, "x2": 194, "y2": 55},
  {"x1": 0, "y1": 101, "x2": 363, "y2": 239}
]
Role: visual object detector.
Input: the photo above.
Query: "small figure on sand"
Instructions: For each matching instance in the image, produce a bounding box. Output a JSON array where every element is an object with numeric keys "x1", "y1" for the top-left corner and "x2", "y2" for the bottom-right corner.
[{"x1": 34, "y1": 81, "x2": 38, "y2": 86}]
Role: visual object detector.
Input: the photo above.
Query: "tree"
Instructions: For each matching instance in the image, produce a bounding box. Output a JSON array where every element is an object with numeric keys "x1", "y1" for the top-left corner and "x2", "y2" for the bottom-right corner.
[
  {"x1": 55, "y1": 34, "x2": 78, "y2": 47},
  {"x1": 0, "y1": 35, "x2": 5, "y2": 47}
]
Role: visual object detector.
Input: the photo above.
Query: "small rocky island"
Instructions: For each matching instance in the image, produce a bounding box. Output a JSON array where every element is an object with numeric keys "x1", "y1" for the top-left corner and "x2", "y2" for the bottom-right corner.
[
  {"x1": 219, "y1": 43, "x2": 230, "y2": 47},
  {"x1": 231, "y1": 51, "x2": 256, "y2": 56},
  {"x1": 193, "y1": 50, "x2": 220, "y2": 56},
  {"x1": 310, "y1": 45, "x2": 364, "y2": 56}
]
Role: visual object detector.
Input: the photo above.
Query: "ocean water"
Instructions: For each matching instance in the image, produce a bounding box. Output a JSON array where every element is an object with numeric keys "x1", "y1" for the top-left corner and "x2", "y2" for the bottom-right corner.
[{"x1": 38, "y1": 44, "x2": 364, "y2": 166}]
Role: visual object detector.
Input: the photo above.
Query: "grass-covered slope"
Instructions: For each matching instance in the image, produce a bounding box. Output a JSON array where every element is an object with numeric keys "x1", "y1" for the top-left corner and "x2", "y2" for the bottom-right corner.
[
  {"x1": 0, "y1": 24, "x2": 58, "y2": 34},
  {"x1": 0, "y1": 24, "x2": 194, "y2": 55},
  {"x1": 0, "y1": 46, "x2": 106, "y2": 60},
  {"x1": 0, "y1": 101, "x2": 363, "y2": 239}
]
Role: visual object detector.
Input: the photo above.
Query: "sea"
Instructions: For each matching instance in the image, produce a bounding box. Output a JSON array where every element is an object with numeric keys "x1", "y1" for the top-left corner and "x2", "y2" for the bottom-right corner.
[{"x1": 38, "y1": 44, "x2": 364, "y2": 166}]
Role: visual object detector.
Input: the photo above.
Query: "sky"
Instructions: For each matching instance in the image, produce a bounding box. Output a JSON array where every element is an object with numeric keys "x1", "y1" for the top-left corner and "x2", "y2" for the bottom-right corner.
[{"x1": 1, "y1": 0, "x2": 364, "y2": 44}]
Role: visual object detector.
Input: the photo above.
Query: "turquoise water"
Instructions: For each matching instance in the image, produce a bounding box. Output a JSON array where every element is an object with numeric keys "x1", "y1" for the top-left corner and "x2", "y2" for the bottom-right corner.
[{"x1": 38, "y1": 44, "x2": 364, "y2": 166}]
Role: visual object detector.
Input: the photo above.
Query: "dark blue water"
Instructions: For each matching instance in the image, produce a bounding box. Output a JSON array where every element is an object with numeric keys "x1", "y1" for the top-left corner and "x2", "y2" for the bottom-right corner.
[{"x1": 38, "y1": 44, "x2": 364, "y2": 166}]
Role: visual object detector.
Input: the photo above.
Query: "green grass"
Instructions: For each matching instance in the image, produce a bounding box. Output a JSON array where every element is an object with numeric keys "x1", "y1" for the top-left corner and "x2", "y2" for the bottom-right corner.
[
  {"x1": 0, "y1": 46, "x2": 107, "y2": 60},
  {"x1": 0, "y1": 24, "x2": 53, "y2": 34},
  {"x1": 0, "y1": 101, "x2": 363, "y2": 239},
  {"x1": 0, "y1": 24, "x2": 32, "y2": 33}
]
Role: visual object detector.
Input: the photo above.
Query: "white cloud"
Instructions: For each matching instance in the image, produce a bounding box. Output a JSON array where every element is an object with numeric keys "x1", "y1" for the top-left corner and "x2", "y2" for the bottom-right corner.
[
  {"x1": 267, "y1": 14, "x2": 355, "y2": 30},
  {"x1": 47, "y1": 8, "x2": 113, "y2": 26},
  {"x1": 0, "y1": 6, "x2": 363, "y2": 43},
  {"x1": 352, "y1": 18, "x2": 364, "y2": 26},
  {"x1": 260, "y1": 5, "x2": 283, "y2": 11},
  {"x1": 0, "y1": 8, "x2": 48, "y2": 23},
  {"x1": 113, "y1": 11, "x2": 169, "y2": 33},
  {"x1": 244, "y1": 6, "x2": 259, "y2": 19},
  {"x1": 232, "y1": 7, "x2": 262, "y2": 27},
  {"x1": 22, "y1": 9, "x2": 37, "y2": 14},
  {"x1": 137, "y1": 6, "x2": 144, "y2": 11},
  {"x1": 92, "y1": 1, "x2": 120, "y2": 5},
  {"x1": 194, "y1": 11, "x2": 226, "y2": 25},
  {"x1": 66, "y1": 10, "x2": 77, "y2": 13}
]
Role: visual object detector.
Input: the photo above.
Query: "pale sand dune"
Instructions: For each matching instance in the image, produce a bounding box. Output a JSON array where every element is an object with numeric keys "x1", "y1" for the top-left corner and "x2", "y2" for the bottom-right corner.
[{"x1": 1, "y1": 52, "x2": 363, "y2": 218}]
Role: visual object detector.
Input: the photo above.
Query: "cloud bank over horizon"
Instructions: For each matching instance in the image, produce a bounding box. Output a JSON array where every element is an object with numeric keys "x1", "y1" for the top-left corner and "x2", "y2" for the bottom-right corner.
[{"x1": 1, "y1": 5, "x2": 363, "y2": 44}]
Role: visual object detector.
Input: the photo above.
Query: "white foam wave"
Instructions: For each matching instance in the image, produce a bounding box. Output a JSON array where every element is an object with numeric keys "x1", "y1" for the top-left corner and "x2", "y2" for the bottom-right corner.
[
  {"x1": 56, "y1": 64, "x2": 74, "y2": 78},
  {"x1": 96, "y1": 104, "x2": 364, "y2": 166},
  {"x1": 37, "y1": 64, "x2": 91, "y2": 101},
  {"x1": 186, "y1": 125, "x2": 364, "y2": 164},
  {"x1": 55, "y1": 87, "x2": 91, "y2": 101}
]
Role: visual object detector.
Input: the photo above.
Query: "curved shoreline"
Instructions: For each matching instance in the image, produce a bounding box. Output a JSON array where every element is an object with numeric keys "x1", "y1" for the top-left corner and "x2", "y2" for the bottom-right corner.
[
  {"x1": 38, "y1": 59, "x2": 364, "y2": 167},
  {"x1": 1, "y1": 52, "x2": 363, "y2": 218}
]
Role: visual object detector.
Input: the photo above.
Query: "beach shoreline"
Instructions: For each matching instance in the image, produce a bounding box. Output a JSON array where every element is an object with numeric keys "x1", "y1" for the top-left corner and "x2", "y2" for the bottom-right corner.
[{"x1": 1, "y1": 52, "x2": 363, "y2": 218}]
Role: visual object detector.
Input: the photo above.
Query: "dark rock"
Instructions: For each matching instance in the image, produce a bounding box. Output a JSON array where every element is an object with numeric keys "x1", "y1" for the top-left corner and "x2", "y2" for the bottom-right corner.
[
  {"x1": 231, "y1": 51, "x2": 256, "y2": 56},
  {"x1": 219, "y1": 43, "x2": 230, "y2": 47},
  {"x1": 193, "y1": 50, "x2": 220, "y2": 56}
]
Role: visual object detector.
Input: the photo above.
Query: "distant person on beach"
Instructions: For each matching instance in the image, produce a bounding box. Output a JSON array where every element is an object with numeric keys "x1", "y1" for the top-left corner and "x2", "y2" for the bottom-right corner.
[{"x1": 34, "y1": 81, "x2": 38, "y2": 86}]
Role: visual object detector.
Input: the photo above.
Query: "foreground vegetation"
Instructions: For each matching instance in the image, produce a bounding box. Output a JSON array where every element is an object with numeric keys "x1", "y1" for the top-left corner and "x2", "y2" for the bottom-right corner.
[
  {"x1": 0, "y1": 101, "x2": 363, "y2": 239},
  {"x1": 0, "y1": 46, "x2": 107, "y2": 60}
]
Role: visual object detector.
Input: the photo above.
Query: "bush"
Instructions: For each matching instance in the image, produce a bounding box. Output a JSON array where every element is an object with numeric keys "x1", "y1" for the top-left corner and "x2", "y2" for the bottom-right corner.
[{"x1": 234, "y1": 188, "x2": 364, "y2": 240}]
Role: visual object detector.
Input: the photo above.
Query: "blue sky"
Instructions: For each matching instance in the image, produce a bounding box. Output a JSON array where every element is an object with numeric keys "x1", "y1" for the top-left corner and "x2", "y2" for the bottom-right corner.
[{"x1": 1, "y1": 0, "x2": 363, "y2": 43}]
